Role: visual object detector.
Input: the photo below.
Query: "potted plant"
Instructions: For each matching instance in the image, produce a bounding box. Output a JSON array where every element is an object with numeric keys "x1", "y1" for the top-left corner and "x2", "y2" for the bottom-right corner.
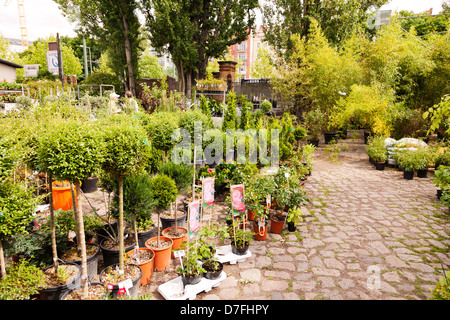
[
  {"x1": 415, "y1": 147, "x2": 431, "y2": 178},
  {"x1": 99, "y1": 262, "x2": 143, "y2": 299},
  {"x1": 394, "y1": 150, "x2": 417, "y2": 180},
  {"x1": 62, "y1": 282, "x2": 107, "y2": 300},
  {"x1": 145, "y1": 174, "x2": 178, "y2": 271},
  {"x1": 433, "y1": 166, "x2": 450, "y2": 200},
  {"x1": 0, "y1": 259, "x2": 45, "y2": 300},
  {"x1": 37, "y1": 118, "x2": 104, "y2": 299},
  {"x1": 40, "y1": 261, "x2": 82, "y2": 300},
  {"x1": 304, "y1": 108, "x2": 325, "y2": 147},
  {"x1": 366, "y1": 136, "x2": 387, "y2": 170},
  {"x1": 98, "y1": 116, "x2": 150, "y2": 285},
  {"x1": 177, "y1": 243, "x2": 206, "y2": 287},
  {"x1": 260, "y1": 100, "x2": 273, "y2": 115},
  {"x1": 230, "y1": 221, "x2": 254, "y2": 255},
  {"x1": 286, "y1": 207, "x2": 303, "y2": 232}
]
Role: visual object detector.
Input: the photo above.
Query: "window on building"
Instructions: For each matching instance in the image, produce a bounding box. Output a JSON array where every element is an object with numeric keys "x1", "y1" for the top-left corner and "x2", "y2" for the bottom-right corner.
[{"x1": 238, "y1": 42, "x2": 247, "y2": 52}]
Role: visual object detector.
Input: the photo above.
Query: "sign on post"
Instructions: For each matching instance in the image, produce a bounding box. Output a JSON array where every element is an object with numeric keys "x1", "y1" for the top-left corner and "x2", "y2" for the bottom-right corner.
[
  {"x1": 24, "y1": 64, "x2": 39, "y2": 78},
  {"x1": 46, "y1": 50, "x2": 62, "y2": 75}
]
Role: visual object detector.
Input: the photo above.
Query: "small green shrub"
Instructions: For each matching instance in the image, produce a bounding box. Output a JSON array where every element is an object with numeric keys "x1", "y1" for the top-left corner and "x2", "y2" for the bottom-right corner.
[
  {"x1": 157, "y1": 161, "x2": 194, "y2": 191},
  {"x1": 260, "y1": 100, "x2": 272, "y2": 114},
  {"x1": 0, "y1": 260, "x2": 45, "y2": 300}
]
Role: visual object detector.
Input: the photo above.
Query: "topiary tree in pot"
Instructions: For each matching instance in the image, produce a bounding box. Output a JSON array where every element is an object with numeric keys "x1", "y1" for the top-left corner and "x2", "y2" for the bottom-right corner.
[
  {"x1": 99, "y1": 116, "x2": 150, "y2": 273},
  {"x1": 37, "y1": 118, "x2": 104, "y2": 298},
  {"x1": 148, "y1": 174, "x2": 178, "y2": 247}
]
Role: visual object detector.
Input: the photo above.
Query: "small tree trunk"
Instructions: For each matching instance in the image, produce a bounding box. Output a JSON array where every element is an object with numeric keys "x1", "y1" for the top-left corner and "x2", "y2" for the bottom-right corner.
[
  {"x1": 133, "y1": 216, "x2": 139, "y2": 248},
  {"x1": 70, "y1": 182, "x2": 81, "y2": 248},
  {"x1": 49, "y1": 173, "x2": 58, "y2": 272},
  {"x1": 118, "y1": 176, "x2": 124, "y2": 271},
  {"x1": 75, "y1": 181, "x2": 89, "y2": 299},
  {"x1": 0, "y1": 239, "x2": 6, "y2": 278}
]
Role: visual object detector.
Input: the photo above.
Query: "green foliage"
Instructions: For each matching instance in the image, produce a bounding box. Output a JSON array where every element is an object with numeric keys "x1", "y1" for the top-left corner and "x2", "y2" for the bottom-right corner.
[
  {"x1": 303, "y1": 108, "x2": 326, "y2": 140},
  {"x1": 37, "y1": 119, "x2": 103, "y2": 182},
  {"x1": 157, "y1": 161, "x2": 194, "y2": 190},
  {"x1": 331, "y1": 82, "x2": 395, "y2": 136},
  {"x1": 430, "y1": 269, "x2": 450, "y2": 300},
  {"x1": 112, "y1": 174, "x2": 155, "y2": 228},
  {"x1": 423, "y1": 95, "x2": 450, "y2": 137},
  {"x1": 177, "y1": 243, "x2": 206, "y2": 278},
  {"x1": 0, "y1": 260, "x2": 45, "y2": 300},
  {"x1": 433, "y1": 165, "x2": 450, "y2": 192},
  {"x1": 0, "y1": 182, "x2": 40, "y2": 240},
  {"x1": 142, "y1": 0, "x2": 259, "y2": 96},
  {"x1": 142, "y1": 112, "x2": 179, "y2": 154},
  {"x1": 260, "y1": 100, "x2": 272, "y2": 114},
  {"x1": 222, "y1": 92, "x2": 238, "y2": 131},
  {"x1": 81, "y1": 72, "x2": 122, "y2": 95},
  {"x1": 99, "y1": 117, "x2": 150, "y2": 178},
  {"x1": 149, "y1": 174, "x2": 178, "y2": 212},
  {"x1": 366, "y1": 136, "x2": 388, "y2": 163},
  {"x1": 286, "y1": 207, "x2": 303, "y2": 225},
  {"x1": 293, "y1": 126, "x2": 307, "y2": 141},
  {"x1": 139, "y1": 47, "x2": 166, "y2": 79},
  {"x1": 393, "y1": 149, "x2": 430, "y2": 172}
]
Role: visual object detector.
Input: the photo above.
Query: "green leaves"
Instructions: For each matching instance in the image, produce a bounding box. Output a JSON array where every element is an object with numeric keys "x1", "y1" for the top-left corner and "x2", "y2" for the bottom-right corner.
[
  {"x1": 149, "y1": 174, "x2": 178, "y2": 212},
  {"x1": 37, "y1": 119, "x2": 104, "y2": 182}
]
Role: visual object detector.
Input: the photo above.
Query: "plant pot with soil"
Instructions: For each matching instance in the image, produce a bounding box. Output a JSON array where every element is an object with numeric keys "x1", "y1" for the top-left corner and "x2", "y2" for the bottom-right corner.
[
  {"x1": 61, "y1": 243, "x2": 100, "y2": 281},
  {"x1": 100, "y1": 234, "x2": 135, "y2": 267},
  {"x1": 178, "y1": 244, "x2": 206, "y2": 287},
  {"x1": 39, "y1": 262, "x2": 81, "y2": 300},
  {"x1": 202, "y1": 259, "x2": 223, "y2": 280},
  {"x1": 99, "y1": 263, "x2": 143, "y2": 299},
  {"x1": 162, "y1": 226, "x2": 188, "y2": 258},
  {"x1": 62, "y1": 282, "x2": 107, "y2": 300},
  {"x1": 125, "y1": 247, "x2": 155, "y2": 287},
  {"x1": 270, "y1": 209, "x2": 286, "y2": 234},
  {"x1": 145, "y1": 236, "x2": 173, "y2": 271},
  {"x1": 286, "y1": 207, "x2": 303, "y2": 232}
]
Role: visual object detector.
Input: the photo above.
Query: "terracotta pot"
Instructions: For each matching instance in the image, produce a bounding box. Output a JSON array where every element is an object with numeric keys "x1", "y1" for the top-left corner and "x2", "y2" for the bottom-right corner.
[
  {"x1": 253, "y1": 221, "x2": 268, "y2": 241},
  {"x1": 247, "y1": 210, "x2": 256, "y2": 221},
  {"x1": 126, "y1": 247, "x2": 155, "y2": 287},
  {"x1": 161, "y1": 226, "x2": 188, "y2": 258},
  {"x1": 145, "y1": 236, "x2": 173, "y2": 271},
  {"x1": 270, "y1": 218, "x2": 285, "y2": 234}
]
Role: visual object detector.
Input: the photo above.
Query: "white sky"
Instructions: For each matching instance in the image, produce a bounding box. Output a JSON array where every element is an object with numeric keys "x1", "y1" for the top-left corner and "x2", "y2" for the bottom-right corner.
[{"x1": 0, "y1": 0, "x2": 445, "y2": 41}]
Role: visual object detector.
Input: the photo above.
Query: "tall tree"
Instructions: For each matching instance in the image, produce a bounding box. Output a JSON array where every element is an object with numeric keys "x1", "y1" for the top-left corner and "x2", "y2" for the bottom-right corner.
[
  {"x1": 55, "y1": 0, "x2": 142, "y2": 96},
  {"x1": 140, "y1": 0, "x2": 259, "y2": 98},
  {"x1": 261, "y1": 0, "x2": 389, "y2": 55}
]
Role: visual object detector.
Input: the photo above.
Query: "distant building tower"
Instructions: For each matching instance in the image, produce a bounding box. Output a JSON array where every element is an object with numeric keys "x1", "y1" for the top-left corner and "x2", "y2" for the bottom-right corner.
[{"x1": 217, "y1": 61, "x2": 237, "y2": 92}]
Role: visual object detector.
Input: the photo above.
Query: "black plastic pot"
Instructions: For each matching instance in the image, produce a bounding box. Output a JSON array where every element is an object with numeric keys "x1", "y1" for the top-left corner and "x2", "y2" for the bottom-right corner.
[
  {"x1": 324, "y1": 132, "x2": 338, "y2": 145},
  {"x1": 403, "y1": 170, "x2": 414, "y2": 180},
  {"x1": 375, "y1": 162, "x2": 385, "y2": 171},
  {"x1": 61, "y1": 243, "x2": 100, "y2": 281},
  {"x1": 99, "y1": 236, "x2": 135, "y2": 267},
  {"x1": 181, "y1": 273, "x2": 203, "y2": 287},
  {"x1": 81, "y1": 177, "x2": 98, "y2": 193},
  {"x1": 160, "y1": 211, "x2": 187, "y2": 230},
  {"x1": 40, "y1": 262, "x2": 81, "y2": 300},
  {"x1": 203, "y1": 260, "x2": 223, "y2": 280},
  {"x1": 61, "y1": 282, "x2": 105, "y2": 300},
  {"x1": 231, "y1": 241, "x2": 249, "y2": 256},
  {"x1": 99, "y1": 263, "x2": 142, "y2": 299},
  {"x1": 437, "y1": 189, "x2": 442, "y2": 199},
  {"x1": 307, "y1": 139, "x2": 319, "y2": 147},
  {"x1": 287, "y1": 221, "x2": 296, "y2": 232},
  {"x1": 417, "y1": 169, "x2": 428, "y2": 178},
  {"x1": 364, "y1": 132, "x2": 372, "y2": 144},
  {"x1": 96, "y1": 221, "x2": 118, "y2": 242},
  {"x1": 136, "y1": 227, "x2": 156, "y2": 248}
]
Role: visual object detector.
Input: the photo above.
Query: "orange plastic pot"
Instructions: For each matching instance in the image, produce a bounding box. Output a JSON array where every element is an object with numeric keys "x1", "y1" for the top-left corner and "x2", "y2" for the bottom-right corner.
[
  {"x1": 247, "y1": 210, "x2": 256, "y2": 221},
  {"x1": 145, "y1": 236, "x2": 173, "y2": 271},
  {"x1": 49, "y1": 181, "x2": 76, "y2": 211},
  {"x1": 270, "y1": 218, "x2": 285, "y2": 234},
  {"x1": 161, "y1": 227, "x2": 188, "y2": 258},
  {"x1": 126, "y1": 247, "x2": 155, "y2": 287}
]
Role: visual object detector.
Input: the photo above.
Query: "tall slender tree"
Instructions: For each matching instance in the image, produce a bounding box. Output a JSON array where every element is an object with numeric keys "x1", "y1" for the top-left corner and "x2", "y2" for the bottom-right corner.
[
  {"x1": 140, "y1": 0, "x2": 259, "y2": 98},
  {"x1": 55, "y1": 0, "x2": 142, "y2": 96}
]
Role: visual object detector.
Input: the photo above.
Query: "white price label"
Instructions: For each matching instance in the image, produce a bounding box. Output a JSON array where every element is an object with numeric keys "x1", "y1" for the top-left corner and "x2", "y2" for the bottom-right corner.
[{"x1": 173, "y1": 250, "x2": 185, "y2": 258}]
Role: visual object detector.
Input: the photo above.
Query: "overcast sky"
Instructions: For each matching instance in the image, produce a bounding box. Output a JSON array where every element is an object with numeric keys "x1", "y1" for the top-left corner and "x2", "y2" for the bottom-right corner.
[{"x1": 0, "y1": 0, "x2": 445, "y2": 41}]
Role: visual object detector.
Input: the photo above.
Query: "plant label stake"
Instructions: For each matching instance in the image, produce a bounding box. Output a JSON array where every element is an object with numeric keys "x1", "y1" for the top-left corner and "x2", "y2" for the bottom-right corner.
[
  {"x1": 266, "y1": 194, "x2": 271, "y2": 209},
  {"x1": 257, "y1": 216, "x2": 265, "y2": 236},
  {"x1": 118, "y1": 278, "x2": 133, "y2": 297},
  {"x1": 174, "y1": 250, "x2": 185, "y2": 269}
]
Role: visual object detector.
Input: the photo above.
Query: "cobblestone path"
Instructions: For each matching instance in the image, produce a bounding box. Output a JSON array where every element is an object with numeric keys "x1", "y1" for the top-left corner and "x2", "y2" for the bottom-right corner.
[{"x1": 87, "y1": 133, "x2": 450, "y2": 300}]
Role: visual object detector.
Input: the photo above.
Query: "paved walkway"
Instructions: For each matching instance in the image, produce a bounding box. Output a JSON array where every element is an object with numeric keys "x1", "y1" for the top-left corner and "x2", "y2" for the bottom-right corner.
[{"x1": 89, "y1": 132, "x2": 450, "y2": 300}]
